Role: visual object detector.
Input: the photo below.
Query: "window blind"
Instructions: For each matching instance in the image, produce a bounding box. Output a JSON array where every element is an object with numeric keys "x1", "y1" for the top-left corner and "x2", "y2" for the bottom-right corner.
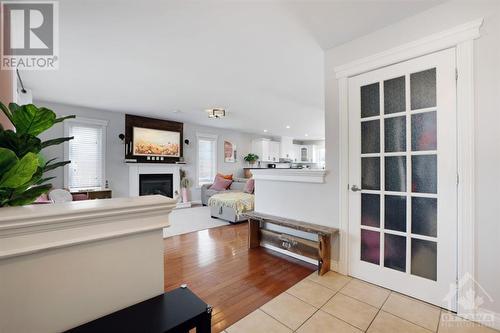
[
  {"x1": 198, "y1": 137, "x2": 217, "y2": 186},
  {"x1": 68, "y1": 123, "x2": 104, "y2": 190}
]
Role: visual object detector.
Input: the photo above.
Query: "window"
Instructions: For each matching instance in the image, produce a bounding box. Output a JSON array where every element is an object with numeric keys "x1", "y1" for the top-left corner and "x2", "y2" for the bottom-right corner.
[
  {"x1": 64, "y1": 118, "x2": 107, "y2": 190},
  {"x1": 197, "y1": 134, "x2": 217, "y2": 187}
]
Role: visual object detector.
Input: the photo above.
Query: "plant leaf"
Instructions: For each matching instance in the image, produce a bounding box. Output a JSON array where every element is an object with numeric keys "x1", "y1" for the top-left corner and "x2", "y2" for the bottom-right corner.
[
  {"x1": 54, "y1": 115, "x2": 76, "y2": 123},
  {"x1": 9, "y1": 103, "x2": 56, "y2": 136},
  {"x1": 0, "y1": 131, "x2": 42, "y2": 157},
  {"x1": 0, "y1": 147, "x2": 18, "y2": 174},
  {"x1": 0, "y1": 152, "x2": 39, "y2": 188},
  {"x1": 0, "y1": 101, "x2": 13, "y2": 122},
  {"x1": 43, "y1": 160, "x2": 70, "y2": 172},
  {"x1": 41, "y1": 136, "x2": 73, "y2": 149},
  {"x1": 7, "y1": 184, "x2": 52, "y2": 206}
]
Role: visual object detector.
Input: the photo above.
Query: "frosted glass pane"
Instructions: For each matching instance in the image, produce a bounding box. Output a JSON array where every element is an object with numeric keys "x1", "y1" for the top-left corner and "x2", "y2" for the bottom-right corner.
[
  {"x1": 411, "y1": 238, "x2": 437, "y2": 281},
  {"x1": 362, "y1": 194, "x2": 380, "y2": 228},
  {"x1": 384, "y1": 76, "x2": 406, "y2": 114},
  {"x1": 385, "y1": 195, "x2": 406, "y2": 232},
  {"x1": 385, "y1": 116, "x2": 406, "y2": 153},
  {"x1": 361, "y1": 229, "x2": 380, "y2": 265},
  {"x1": 412, "y1": 197, "x2": 437, "y2": 237},
  {"x1": 412, "y1": 155, "x2": 437, "y2": 193},
  {"x1": 411, "y1": 68, "x2": 436, "y2": 110},
  {"x1": 384, "y1": 234, "x2": 406, "y2": 272},
  {"x1": 362, "y1": 120, "x2": 380, "y2": 154},
  {"x1": 361, "y1": 83, "x2": 380, "y2": 118},
  {"x1": 385, "y1": 156, "x2": 406, "y2": 192},
  {"x1": 362, "y1": 157, "x2": 380, "y2": 190},
  {"x1": 412, "y1": 112, "x2": 437, "y2": 151}
]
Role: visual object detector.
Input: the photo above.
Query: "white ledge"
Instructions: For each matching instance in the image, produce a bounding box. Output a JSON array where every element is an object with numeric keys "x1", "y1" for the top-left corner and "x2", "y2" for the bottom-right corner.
[
  {"x1": 0, "y1": 195, "x2": 176, "y2": 259},
  {"x1": 251, "y1": 169, "x2": 327, "y2": 183}
]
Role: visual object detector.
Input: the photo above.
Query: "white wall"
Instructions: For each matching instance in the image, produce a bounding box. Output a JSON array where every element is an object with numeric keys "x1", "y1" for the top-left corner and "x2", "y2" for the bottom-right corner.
[
  {"x1": 36, "y1": 101, "x2": 260, "y2": 201},
  {"x1": 324, "y1": 0, "x2": 500, "y2": 319}
]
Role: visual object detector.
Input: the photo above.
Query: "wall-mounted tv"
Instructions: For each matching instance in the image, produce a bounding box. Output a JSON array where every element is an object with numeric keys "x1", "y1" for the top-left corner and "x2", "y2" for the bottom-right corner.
[{"x1": 125, "y1": 114, "x2": 183, "y2": 163}]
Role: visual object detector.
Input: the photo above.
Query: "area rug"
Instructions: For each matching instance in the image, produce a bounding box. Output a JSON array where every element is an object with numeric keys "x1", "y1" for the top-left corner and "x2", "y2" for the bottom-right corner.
[{"x1": 163, "y1": 206, "x2": 229, "y2": 238}]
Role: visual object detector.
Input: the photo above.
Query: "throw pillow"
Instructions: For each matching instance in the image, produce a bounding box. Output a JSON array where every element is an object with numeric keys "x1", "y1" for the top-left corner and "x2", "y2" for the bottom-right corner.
[
  {"x1": 217, "y1": 173, "x2": 233, "y2": 180},
  {"x1": 210, "y1": 176, "x2": 233, "y2": 191},
  {"x1": 244, "y1": 178, "x2": 255, "y2": 194}
]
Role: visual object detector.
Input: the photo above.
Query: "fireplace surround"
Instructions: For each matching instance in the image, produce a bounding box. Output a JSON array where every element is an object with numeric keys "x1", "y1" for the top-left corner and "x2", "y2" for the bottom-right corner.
[{"x1": 128, "y1": 163, "x2": 180, "y2": 199}]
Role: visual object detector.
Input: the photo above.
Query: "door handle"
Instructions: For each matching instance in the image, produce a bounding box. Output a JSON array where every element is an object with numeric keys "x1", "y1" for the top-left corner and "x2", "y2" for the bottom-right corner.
[{"x1": 351, "y1": 185, "x2": 361, "y2": 192}]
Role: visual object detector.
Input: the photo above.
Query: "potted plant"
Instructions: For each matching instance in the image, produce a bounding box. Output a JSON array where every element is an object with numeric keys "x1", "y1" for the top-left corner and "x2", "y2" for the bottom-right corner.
[
  {"x1": 0, "y1": 102, "x2": 74, "y2": 207},
  {"x1": 243, "y1": 153, "x2": 259, "y2": 166},
  {"x1": 179, "y1": 169, "x2": 192, "y2": 203}
]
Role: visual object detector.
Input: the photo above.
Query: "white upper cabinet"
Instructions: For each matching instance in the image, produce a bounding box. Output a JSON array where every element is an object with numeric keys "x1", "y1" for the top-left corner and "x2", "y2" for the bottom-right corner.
[{"x1": 252, "y1": 138, "x2": 280, "y2": 162}]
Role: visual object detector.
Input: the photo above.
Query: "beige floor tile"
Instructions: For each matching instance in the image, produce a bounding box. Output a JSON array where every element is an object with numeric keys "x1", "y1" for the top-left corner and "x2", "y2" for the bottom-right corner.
[
  {"x1": 297, "y1": 310, "x2": 363, "y2": 333},
  {"x1": 307, "y1": 271, "x2": 352, "y2": 292},
  {"x1": 382, "y1": 292, "x2": 441, "y2": 331},
  {"x1": 226, "y1": 309, "x2": 292, "y2": 333},
  {"x1": 286, "y1": 279, "x2": 336, "y2": 308},
  {"x1": 340, "y1": 279, "x2": 390, "y2": 308},
  {"x1": 368, "y1": 311, "x2": 433, "y2": 333},
  {"x1": 322, "y1": 293, "x2": 378, "y2": 331},
  {"x1": 260, "y1": 292, "x2": 316, "y2": 330},
  {"x1": 438, "y1": 311, "x2": 499, "y2": 333}
]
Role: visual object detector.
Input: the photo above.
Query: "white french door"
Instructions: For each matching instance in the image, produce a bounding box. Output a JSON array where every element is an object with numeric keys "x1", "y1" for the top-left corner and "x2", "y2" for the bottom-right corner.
[{"x1": 348, "y1": 48, "x2": 457, "y2": 310}]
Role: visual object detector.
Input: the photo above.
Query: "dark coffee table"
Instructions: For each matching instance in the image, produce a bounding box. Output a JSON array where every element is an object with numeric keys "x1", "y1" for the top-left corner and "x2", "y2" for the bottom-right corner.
[{"x1": 65, "y1": 287, "x2": 211, "y2": 333}]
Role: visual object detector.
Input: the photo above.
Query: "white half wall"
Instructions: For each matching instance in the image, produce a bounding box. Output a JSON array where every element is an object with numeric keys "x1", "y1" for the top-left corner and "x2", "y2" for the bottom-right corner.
[{"x1": 325, "y1": 0, "x2": 500, "y2": 323}]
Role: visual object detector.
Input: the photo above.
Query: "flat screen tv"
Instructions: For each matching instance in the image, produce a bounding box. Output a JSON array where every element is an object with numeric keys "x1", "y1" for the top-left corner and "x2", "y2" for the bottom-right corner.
[
  {"x1": 125, "y1": 114, "x2": 183, "y2": 163},
  {"x1": 133, "y1": 127, "x2": 180, "y2": 157}
]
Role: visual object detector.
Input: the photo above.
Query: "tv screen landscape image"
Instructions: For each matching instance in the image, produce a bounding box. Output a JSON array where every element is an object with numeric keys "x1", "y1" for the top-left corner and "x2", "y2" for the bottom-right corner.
[{"x1": 133, "y1": 127, "x2": 180, "y2": 157}]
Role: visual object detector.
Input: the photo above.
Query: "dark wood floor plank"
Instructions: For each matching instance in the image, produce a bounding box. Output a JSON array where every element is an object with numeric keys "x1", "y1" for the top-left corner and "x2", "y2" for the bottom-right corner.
[{"x1": 164, "y1": 223, "x2": 315, "y2": 332}]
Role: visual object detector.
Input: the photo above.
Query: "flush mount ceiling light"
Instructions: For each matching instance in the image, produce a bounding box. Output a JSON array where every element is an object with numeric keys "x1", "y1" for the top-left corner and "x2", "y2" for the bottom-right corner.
[
  {"x1": 285, "y1": 125, "x2": 291, "y2": 129},
  {"x1": 206, "y1": 108, "x2": 226, "y2": 119}
]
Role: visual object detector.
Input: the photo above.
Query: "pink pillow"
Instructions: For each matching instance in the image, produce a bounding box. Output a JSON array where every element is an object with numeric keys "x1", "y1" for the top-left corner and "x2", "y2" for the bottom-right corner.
[
  {"x1": 244, "y1": 178, "x2": 255, "y2": 194},
  {"x1": 210, "y1": 176, "x2": 232, "y2": 191}
]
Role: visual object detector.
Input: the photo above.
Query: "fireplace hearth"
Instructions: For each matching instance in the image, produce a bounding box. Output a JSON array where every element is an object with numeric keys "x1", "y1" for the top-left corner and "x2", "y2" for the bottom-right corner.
[{"x1": 139, "y1": 174, "x2": 174, "y2": 198}]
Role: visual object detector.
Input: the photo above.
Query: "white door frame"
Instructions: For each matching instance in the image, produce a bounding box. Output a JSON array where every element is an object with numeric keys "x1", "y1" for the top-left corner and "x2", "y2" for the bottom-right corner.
[{"x1": 334, "y1": 18, "x2": 482, "y2": 319}]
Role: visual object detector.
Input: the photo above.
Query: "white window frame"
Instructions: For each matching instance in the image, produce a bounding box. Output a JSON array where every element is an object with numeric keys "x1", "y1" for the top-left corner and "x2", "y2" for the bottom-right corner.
[
  {"x1": 63, "y1": 117, "x2": 108, "y2": 190},
  {"x1": 196, "y1": 133, "x2": 218, "y2": 188}
]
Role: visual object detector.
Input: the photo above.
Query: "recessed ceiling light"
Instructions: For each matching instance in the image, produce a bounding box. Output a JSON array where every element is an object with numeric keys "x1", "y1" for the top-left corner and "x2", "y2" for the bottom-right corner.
[
  {"x1": 263, "y1": 129, "x2": 268, "y2": 133},
  {"x1": 286, "y1": 125, "x2": 290, "y2": 129},
  {"x1": 172, "y1": 109, "x2": 181, "y2": 113},
  {"x1": 206, "y1": 108, "x2": 225, "y2": 119},
  {"x1": 305, "y1": 134, "x2": 309, "y2": 137}
]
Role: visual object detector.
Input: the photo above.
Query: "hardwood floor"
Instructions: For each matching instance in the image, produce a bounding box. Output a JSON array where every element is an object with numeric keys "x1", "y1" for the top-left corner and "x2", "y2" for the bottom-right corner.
[{"x1": 164, "y1": 222, "x2": 315, "y2": 333}]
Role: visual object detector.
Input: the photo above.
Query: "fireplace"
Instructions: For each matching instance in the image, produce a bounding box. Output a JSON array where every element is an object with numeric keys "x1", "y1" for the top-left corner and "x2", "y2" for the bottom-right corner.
[{"x1": 139, "y1": 174, "x2": 174, "y2": 198}]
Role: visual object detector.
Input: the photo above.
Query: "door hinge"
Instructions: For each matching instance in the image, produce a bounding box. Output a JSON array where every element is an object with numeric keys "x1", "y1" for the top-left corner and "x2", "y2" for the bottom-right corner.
[
  {"x1": 455, "y1": 68, "x2": 458, "y2": 81},
  {"x1": 457, "y1": 173, "x2": 460, "y2": 185}
]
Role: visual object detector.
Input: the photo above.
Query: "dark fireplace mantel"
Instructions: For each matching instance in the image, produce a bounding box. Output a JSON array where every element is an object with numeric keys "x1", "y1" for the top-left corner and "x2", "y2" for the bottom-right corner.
[{"x1": 139, "y1": 174, "x2": 174, "y2": 198}]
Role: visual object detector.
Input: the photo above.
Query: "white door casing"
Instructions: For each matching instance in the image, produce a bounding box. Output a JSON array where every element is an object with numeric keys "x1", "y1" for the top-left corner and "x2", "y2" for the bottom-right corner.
[{"x1": 348, "y1": 48, "x2": 457, "y2": 310}]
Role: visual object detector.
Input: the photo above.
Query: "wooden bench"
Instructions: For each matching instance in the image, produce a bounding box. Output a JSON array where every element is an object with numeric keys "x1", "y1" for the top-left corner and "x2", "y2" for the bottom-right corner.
[
  {"x1": 243, "y1": 211, "x2": 338, "y2": 276},
  {"x1": 65, "y1": 287, "x2": 211, "y2": 333}
]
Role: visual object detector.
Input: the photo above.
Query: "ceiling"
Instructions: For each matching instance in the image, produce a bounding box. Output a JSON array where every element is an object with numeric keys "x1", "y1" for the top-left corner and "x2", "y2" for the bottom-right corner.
[{"x1": 23, "y1": 0, "x2": 442, "y2": 140}]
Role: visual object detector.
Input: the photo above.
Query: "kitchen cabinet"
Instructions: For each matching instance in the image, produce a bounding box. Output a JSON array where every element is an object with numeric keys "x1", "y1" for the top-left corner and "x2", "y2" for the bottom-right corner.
[{"x1": 252, "y1": 139, "x2": 280, "y2": 162}]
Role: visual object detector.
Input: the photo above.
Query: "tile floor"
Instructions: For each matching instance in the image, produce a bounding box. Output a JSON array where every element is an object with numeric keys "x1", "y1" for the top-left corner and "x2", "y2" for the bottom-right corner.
[{"x1": 224, "y1": 272, "x2": 499, "y2": 333}]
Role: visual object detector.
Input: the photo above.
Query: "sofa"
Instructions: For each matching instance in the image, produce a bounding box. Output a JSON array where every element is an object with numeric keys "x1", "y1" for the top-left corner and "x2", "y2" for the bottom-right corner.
[{"x1": 201, "y1": 177, "x2": 248, "y2": 206}]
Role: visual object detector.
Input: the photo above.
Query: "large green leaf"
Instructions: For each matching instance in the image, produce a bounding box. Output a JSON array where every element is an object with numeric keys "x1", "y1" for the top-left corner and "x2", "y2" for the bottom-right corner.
[
  {"x1": 9, "y1": 103, "x2": 56, "y2": 136},
  {"x1": 0, "y1": 152, "x2": 39, "y2": 188},
  {"x1": 0, "y1": 147, "x2": 18, "y2": 175},
  {"x1": 43, "y1": 160, "x2": 70, "y2": 172},
  {"x1": 0, "y1": 130, "x2": 42, "y2": 157},
  {"x1": 41, "y1": 136, "x2": 73, "y2": 149},
  {"x1": 54, "y1": 115, "x2": 76, "y2": 123},
  {"x1": 7, "y1": 184, "x2": 52, "y2": 206}
]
